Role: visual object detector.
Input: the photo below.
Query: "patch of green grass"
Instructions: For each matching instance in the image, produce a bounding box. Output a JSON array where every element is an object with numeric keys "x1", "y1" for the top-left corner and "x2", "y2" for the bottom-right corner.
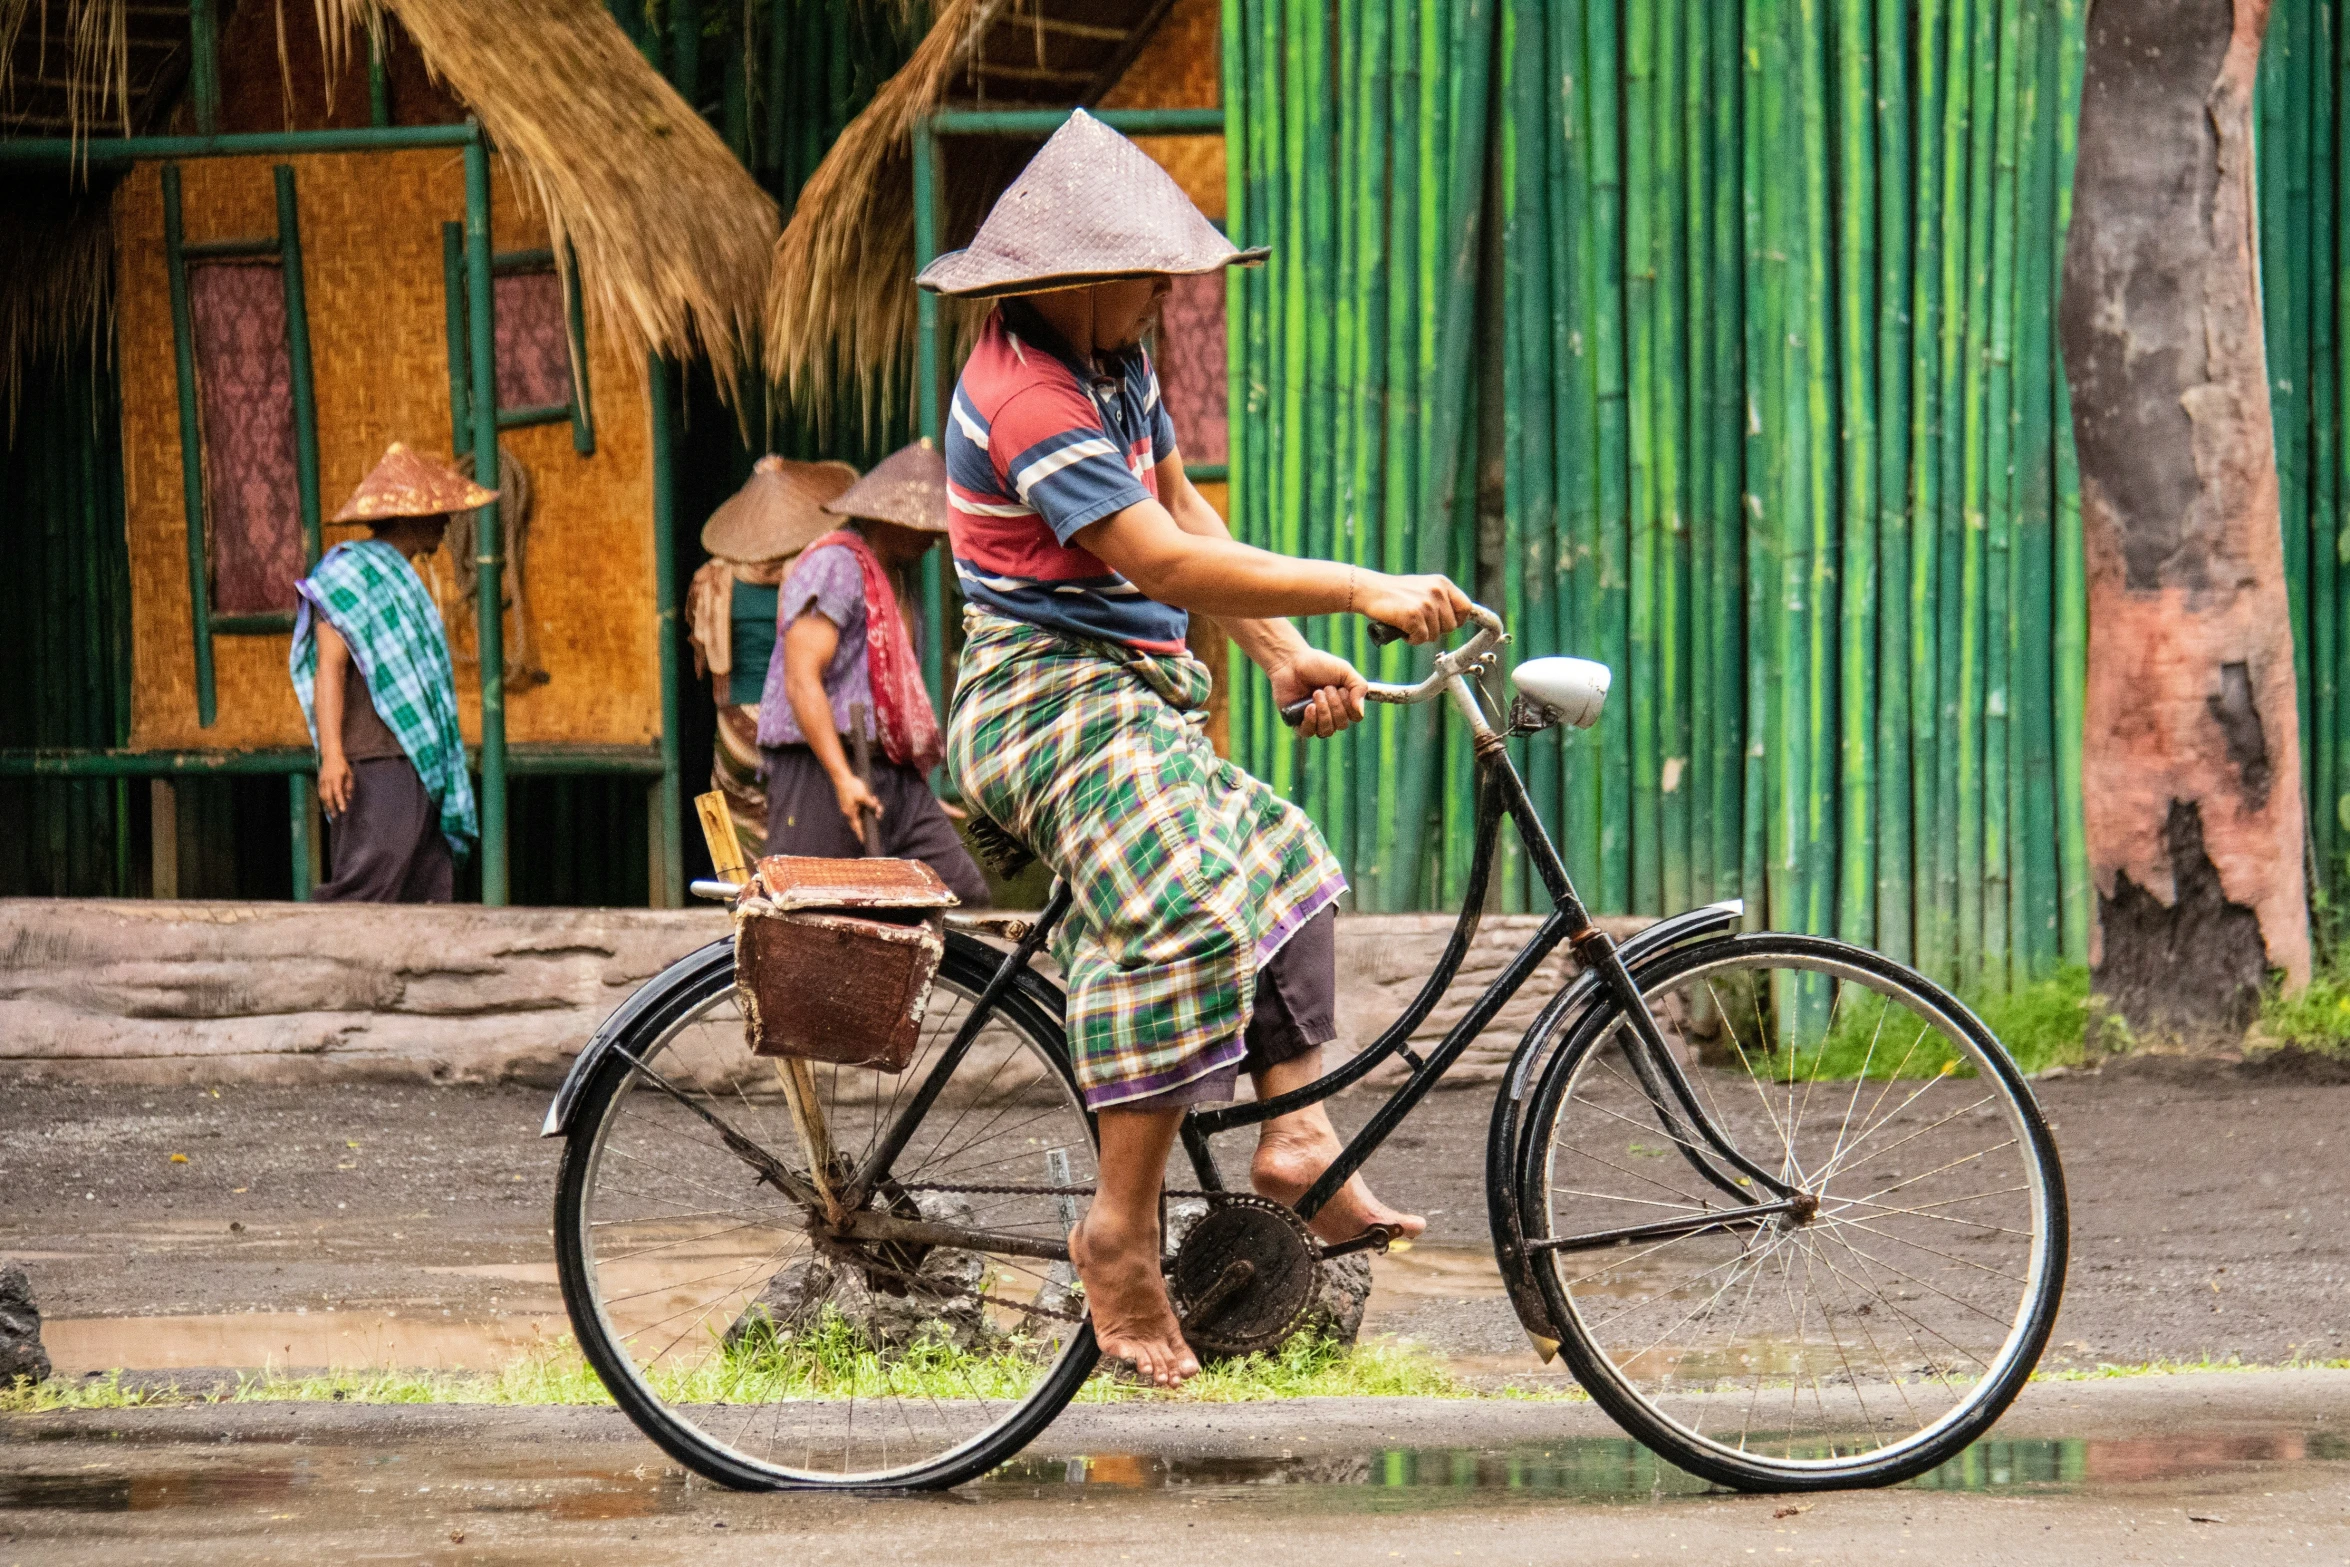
[
  {"x1": 2257, "y1": 956, "x2": 2350, "y2": 1058},
  {"x1": 3, "y1": 1327, "x2": 1486, "y2": 1413},
  {"x1": 2033, "y1": 1355, "x2": 2350, "y2": 1381},
  {"x1": 1776, "y1": 966, "x2": 2095, "y2": 1081}
]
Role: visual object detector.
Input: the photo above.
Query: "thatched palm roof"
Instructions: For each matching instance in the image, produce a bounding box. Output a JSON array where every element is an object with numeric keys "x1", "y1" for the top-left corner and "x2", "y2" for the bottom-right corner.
[
  {"x1": 1, "y1": 0, "x2": 777, "y2": 406},
  {"x1": 765, "y1": 0, "x2": 1182, "y2": 426}
]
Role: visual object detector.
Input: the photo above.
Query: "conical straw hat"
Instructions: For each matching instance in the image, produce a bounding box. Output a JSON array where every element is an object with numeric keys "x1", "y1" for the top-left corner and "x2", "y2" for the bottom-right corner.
[
  {"x1": 915, "y1": 110, "x2": 1267, "y2": 300},
  {"x1": 330, "y1": 442, "x2": 497, "y2": 523},
  {"x1": 823, "y1": 438, "x2": 949, "y2": 533},
  {"x1": 700, "y1": 455, "x2": 858, "y2": 563}
]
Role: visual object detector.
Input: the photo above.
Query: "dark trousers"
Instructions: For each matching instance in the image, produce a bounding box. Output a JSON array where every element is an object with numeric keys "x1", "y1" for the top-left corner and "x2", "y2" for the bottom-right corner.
[
  {"x1": 760, "y1": 743, "x2": 991, "y2": 907},
  {"x1": 316, "y1": 757, "x2": 454, "y2": 903},
  {"x1": 1127, "y1": 905, "x2": 1340, "y2": 1109}
]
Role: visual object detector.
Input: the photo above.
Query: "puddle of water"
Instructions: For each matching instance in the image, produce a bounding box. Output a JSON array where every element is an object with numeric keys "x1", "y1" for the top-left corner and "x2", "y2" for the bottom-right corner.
[
  {"x1": 982, "y1": 1429, "x2": 2350, "y2": 1501},
  {"x1": 41, "y1": 1312, "x2": 570, "y2": 1374},
  {"x1": 1, "y1": 1429, "x2": 2338, "y2": 1518}
]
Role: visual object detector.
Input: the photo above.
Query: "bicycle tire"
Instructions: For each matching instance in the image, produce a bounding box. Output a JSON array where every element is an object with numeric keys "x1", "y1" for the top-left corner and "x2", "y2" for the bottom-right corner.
[
  {"x1": 553, "y1": 933, "x2": 1101, "y2": 1491},
  {"x1": 1517, "y1": 932, "x2": 2068, "y2": 1492}
]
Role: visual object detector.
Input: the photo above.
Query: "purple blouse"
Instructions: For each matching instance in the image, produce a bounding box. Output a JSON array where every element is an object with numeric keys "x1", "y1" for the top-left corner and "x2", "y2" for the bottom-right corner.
[{"x1": 755, "y1": 544, "x2": 874, "y2": 749}]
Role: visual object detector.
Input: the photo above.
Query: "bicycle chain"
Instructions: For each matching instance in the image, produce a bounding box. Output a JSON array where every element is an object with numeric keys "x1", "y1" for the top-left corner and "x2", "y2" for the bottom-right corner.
[{"x1": 895, "y1": 1180, "x2": 1234, "y2": 1201}]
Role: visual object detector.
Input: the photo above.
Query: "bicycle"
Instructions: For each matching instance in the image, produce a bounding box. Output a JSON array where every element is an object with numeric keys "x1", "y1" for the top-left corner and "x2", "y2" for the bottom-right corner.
[{"x1": 540, "y1": 604, "x2": 2068, "y2": 1494}]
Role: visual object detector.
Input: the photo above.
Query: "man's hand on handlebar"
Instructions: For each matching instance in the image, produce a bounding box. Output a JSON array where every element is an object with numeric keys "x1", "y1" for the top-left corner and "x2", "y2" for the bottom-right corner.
[
  {"x1": 1356, "y1": 572, "x2": 1474, "y2": 645},
  {"x1": 1268, "y1": 646, "x2": 1370, "y2": 740}
]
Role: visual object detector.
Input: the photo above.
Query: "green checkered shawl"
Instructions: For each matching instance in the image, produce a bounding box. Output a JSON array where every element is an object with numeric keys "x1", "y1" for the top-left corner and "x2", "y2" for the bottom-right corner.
[
  {"x1": 948, "y1": 609, "x2": 1345, "y2": 1109},
  {"x1": 291, "y1": 540, "x2": 478, "y2": 854}
]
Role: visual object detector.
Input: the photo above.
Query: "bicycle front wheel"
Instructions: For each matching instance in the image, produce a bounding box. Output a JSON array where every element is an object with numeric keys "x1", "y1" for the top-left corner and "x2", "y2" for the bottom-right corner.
[
  {"x1": 553, "y1": 935, "x2": 1100, "y2": 1490},
  {"x1": 1520, "y1": 933, "x2": 2067, "y2": 1491}
]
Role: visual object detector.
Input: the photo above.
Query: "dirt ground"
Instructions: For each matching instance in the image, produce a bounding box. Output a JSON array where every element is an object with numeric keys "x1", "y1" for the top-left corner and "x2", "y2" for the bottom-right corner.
[{"x1": 1, "y1": 1053, "x2": 2344, "y2": 1374}]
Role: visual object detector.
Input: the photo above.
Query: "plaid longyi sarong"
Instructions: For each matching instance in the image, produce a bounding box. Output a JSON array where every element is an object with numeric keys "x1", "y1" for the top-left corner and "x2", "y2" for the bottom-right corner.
[
  {"x1": 291, "y1": 539, "x2": 478, "y2": 855},
  {"x1": 947, "y1": 609, "x2": 1345, "y2": 1108}
]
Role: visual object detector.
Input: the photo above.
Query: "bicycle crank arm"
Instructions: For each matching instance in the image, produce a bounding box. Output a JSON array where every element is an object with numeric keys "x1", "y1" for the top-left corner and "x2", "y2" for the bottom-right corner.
[
  {"x1": 832, "y1": 1210, "x2": 1072, "y2": 1266},
  {"x1": 1528, "y1": 1197, "x2": 1805, "y2": 1254}
]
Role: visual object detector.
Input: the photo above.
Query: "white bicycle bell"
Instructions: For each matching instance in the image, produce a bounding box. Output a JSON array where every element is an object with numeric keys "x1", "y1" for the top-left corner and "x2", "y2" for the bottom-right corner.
[{"x1": 1510, "y1": 657, "x2": 1612, "y2": 729}]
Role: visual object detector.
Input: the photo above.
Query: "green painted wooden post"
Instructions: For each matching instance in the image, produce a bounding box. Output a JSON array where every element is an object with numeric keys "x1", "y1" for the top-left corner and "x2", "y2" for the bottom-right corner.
[
  {"x1": 159, "y1": 164, "x2": 217, "y2": 729},
  {"x1": 274, "y1": 166, "x2": 324, "y2": 568},
  {"x1": 648, "y1": 355, "x2": 685, "y2": 907},
  {"x1": 462, "y1": 134, "x2": 508, "y2": 905},
  {"x1": 189, "y1": 0, "x2": 221, "y2": 135},
  {"x1": 440, "y1": 222, "x2": 473, "y2": 455},
  {"x1": 910, "y1": 117, "x2": 946, "y2": 713},
  {"x1": 563, "y1": 244, "x2": 597, "y2": 456},
  {"x1": 290, "y1": 775, "x2": 315, "y2": 899}
]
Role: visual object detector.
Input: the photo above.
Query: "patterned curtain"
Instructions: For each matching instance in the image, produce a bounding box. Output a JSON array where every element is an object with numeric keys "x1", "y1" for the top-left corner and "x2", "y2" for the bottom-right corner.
[
  {"x1": 189, "y1": 260, "x2": 303, "y2": 615},
  {"x1": 1154, "y1": 271, "x2": 1229, "y2": 465},
  {"x1": 495, "y1": 270, "x2": 574, "y2": 411}
]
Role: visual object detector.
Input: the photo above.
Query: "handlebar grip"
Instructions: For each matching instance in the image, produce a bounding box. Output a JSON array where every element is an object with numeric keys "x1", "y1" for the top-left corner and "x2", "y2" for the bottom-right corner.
[
  {"x1": 1366, "y1": 619, "x2": 1406, "y2": 646},
  {"x1": 1278, "y1": 698, "x2": 1311, "y2": 728}
]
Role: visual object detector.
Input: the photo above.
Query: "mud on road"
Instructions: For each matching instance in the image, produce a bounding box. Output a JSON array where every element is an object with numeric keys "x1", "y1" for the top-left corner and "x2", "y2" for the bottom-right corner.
[{"x1": 1, "y1": 1056, "x2": 2343, "y2": 1378}]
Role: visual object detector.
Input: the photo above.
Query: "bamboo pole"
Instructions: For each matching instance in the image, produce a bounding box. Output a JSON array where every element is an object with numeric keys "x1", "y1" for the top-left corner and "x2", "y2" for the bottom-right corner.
[
  {"x1": 1348, "y1": 0, "x2": 1392, "y2": 898},
  {"x1": 1798, "y1": 0, "x2": 1838, "y2": 962},
  {"x1": 463, "y1": 137, "x2": 509, "y2": 904},
  {"x1": 1371, "y1": 0, "x2": 1421, "y2": 909},
  {"x1": 2051, "y1": 0, "x2": 2089, "y2": 962},
  {"x1": 2310, "y1": 0, "x2": 2341, "y2": 905},
  {"x1": 1835, "y1": 0, "x2": 1878, "y2": 950},
  {"x1": 1655, "y1": 0, "x2": 1690, "y2": 915},
  {"x1": 1685, "y1": 0, "x2": 1715, "y2": 906},
  {"x1": 1908, "y1": 0, "x2": 1949, "y2": 979},
  {"x1": 1980, "y1": 0, "x2": 2022, "y2": 991},
  {"x1": 1874, "y1": 0, "x2": 1914, "y2": 961},
  {"x1": 1709, "y1": 0, "x2": 1746, "y2": 905},
  {"x1": 1952, "y1": 0, "x2": 1996, "y2": 986},
  {"x1": 1590, "y1": 0, "x2": 1634, "y2": 914},
  {"x1": 1627, "y1": 0, "x2": 1662, "y2": 914},
  {"x1": 2016, "y1": 0, "x2": 2061, "y2": 976},
  {"x1": 1558, "y1": 0, "x2": 1606, "y2": 896}
]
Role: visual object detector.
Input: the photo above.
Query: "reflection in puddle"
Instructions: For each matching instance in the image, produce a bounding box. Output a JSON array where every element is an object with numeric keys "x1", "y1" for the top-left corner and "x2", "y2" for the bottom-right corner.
[
  {"x1": 2, "y1": 1430, "x2": 2339, "y2": 1517},
  {"x1": 983, "y1": 1429, "x2": 2350, "y2": 1500}
]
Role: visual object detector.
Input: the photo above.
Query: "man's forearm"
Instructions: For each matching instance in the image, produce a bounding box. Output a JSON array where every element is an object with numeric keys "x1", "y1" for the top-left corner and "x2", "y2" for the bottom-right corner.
[{"x1": 1157, "y1": 464, "x2": 1312, "y2": 675}]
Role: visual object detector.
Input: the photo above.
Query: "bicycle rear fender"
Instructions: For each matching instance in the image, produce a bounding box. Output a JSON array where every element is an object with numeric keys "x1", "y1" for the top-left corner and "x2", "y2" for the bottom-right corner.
[
  {"x1": 1482, "y1": 899, "x2": 1746, "y2": 1359},
  {"x1": 539, "y1": 932, "x2": 1070, "y2": 1138}
]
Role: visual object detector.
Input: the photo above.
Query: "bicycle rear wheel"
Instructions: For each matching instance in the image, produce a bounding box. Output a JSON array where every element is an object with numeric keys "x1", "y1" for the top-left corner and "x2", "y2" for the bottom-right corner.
[
  {"x1": 1520, "y1": 933, "x2": 2067, "y2": 1490},
  {"x1": 553, "y1": 935, "x2": 1100, "y2": 1490}
]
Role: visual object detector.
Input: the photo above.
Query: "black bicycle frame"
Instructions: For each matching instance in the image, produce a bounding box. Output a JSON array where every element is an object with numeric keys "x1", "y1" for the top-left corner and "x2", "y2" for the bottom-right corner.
[{"x1": 854, "y1": 735, "x2": 1798, "y2": 1223}]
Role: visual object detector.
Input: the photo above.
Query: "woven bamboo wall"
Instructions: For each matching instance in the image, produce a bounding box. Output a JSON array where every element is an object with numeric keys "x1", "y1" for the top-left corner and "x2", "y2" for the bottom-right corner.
[
  {"x1": 1101, "y1": 0, "x2": 1225, "y2": 218},
  {"x1": 116, "y1": 148, "x2": 656, "y2": 752}
]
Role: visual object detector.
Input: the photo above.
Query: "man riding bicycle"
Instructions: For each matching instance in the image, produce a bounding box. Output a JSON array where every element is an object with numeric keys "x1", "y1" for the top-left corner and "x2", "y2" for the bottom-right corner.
[{"x1": 929, "y1": 110, "x2": 1473, "y2": 1389}]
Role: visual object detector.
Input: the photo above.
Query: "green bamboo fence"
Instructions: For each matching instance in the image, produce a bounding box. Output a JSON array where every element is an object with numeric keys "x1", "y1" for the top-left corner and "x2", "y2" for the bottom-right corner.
[
  {"x1": 2256, "y1": 0, "x2": 2350, "y2": 929},
  {"x1": 1225, "y1": 0, "x2": 2102, "y2": 990}
]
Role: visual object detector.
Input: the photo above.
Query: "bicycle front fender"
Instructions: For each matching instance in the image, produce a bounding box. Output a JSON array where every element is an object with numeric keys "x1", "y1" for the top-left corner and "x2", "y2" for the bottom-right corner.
[{"x1": 1483, "y1": 900, "x2": 1746, "y2": 1358}]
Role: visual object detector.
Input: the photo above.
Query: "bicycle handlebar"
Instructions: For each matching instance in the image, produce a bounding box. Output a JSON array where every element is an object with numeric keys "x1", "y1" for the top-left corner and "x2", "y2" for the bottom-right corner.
[{"x1": 1277, "y1": 604, "x2": 1507, "y2": 728}]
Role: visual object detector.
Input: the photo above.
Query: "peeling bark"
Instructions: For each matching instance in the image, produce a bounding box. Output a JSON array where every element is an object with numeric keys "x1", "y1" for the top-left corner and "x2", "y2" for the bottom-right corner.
[{"x1": 2060, "y1": 0, "x2": 2310, "y2": 1037}]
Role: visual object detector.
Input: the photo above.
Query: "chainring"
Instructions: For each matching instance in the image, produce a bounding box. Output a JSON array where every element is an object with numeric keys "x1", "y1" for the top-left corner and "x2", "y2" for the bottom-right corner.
[{"x1": 1166, "y1": 1194, "x2": 1320, "y2": 1357}]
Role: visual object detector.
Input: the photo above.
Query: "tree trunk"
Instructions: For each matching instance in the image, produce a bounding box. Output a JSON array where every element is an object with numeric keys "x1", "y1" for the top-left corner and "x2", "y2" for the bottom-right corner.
[{"x1": 2059, "y1": 0, "x2": 2309, "y2": 1043}]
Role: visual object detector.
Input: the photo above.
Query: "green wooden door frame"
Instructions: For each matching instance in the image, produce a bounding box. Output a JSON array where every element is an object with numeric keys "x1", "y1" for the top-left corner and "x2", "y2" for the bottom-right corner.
[
  {"x1": 157, "y1": 159, "x2": 326, "y2": 725},
  {"x1": 907, "y1": 105, "x2": 1229, "y2": 708}
]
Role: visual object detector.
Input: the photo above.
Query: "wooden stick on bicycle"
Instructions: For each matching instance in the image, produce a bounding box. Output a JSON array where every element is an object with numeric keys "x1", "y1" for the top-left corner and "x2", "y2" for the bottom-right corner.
[{"x1": 693, "y1": 789, "x2": 845, "y2": 1225}]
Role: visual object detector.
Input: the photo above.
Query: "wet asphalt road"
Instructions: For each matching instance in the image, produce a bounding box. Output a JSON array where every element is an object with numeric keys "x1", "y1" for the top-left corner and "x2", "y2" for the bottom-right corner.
[{"x1": 4, "y1": 1372, "x2": 2347, "y2": 1564}]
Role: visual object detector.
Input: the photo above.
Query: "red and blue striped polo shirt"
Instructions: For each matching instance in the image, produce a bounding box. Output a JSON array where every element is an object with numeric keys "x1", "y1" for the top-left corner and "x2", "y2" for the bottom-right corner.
[{"x1": 945, "y1": 306, "x2": 1189, "y2": 654}]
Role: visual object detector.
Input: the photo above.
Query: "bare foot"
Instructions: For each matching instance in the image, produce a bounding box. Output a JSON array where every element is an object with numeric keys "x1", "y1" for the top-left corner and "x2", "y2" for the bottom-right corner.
[
  {"x1": 1068, "y1": 1212, "x2": 1199, "y2": 1388},
  {"x1": 1252, "y1": 1122, "x2": 1428, "y2": 1247}
]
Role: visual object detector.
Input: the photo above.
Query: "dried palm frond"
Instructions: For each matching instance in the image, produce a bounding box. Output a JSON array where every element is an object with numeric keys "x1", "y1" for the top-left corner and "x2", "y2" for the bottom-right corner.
[
  {"x1": 766, "y1": 0, "x2": 1018, "y2": 430},
  {"x1": 328, "y1": 0, "x2": 779, "y2": 399},
  {"x1": 0, "y1": 0, "x2": 134, "y2": 138}
]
